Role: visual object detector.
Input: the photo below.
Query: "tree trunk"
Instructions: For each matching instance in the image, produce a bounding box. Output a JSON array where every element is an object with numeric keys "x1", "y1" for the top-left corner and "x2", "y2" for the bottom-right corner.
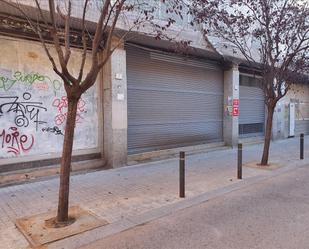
[
  {"x1": 56, "y1": 97, "x2": 79, "y2": 223},
  {"x1": 260, "y1": 105, "x2": 275, "y2": 166}
]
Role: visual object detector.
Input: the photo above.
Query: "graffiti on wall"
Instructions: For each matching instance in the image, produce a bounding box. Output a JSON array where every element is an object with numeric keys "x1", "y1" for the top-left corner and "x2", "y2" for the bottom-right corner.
[
  {"x1": 52, "y1": 96, "x2": 86, "y2": 126},
  {"x1": 0, "y1": 70, "x2": 62, "y2": 94},
  {"x1": 0, "y1": 68, "x2": 98, "y2": 158},
  {"x1": 0, "y1": 127, "x2": 34, "y2": 155},
  {"x1": 41, "y1": 126, "x2": 64, "y2": 136},
  {"x1": 0, "y1": 92, "x2": 47, "y2": 131}
]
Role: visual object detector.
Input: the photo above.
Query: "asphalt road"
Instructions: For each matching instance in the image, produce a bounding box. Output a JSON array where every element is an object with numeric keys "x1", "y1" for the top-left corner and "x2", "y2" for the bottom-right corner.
[{"x1": 82, "y1": 165, "x2": 309, "y2": 249}]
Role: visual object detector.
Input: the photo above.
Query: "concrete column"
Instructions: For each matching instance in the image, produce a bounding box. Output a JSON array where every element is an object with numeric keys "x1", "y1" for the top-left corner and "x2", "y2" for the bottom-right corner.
[
  {"x1": 103, "y1": 42, "x2": 127, "y2": 168},
  {"x1": 223, "y1": 64, "x2": 239, "y2": 147}
]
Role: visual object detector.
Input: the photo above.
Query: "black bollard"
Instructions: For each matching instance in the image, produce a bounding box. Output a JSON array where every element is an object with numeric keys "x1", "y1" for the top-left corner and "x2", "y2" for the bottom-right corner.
[
  {"x1": 300, "y1": 133, "x2": 304, "y2": 160},
  {"x1": 179, "y1": 151, "x2": 185, "y2": 198},
  {"x1": 238, "y1": 143, "x2": 243, "y2": 179}
]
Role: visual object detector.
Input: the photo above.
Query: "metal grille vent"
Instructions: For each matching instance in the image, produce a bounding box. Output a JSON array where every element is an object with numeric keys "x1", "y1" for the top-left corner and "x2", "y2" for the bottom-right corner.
[{"x1": 239, "y1": 123, "x2": 264, "y2": 135}]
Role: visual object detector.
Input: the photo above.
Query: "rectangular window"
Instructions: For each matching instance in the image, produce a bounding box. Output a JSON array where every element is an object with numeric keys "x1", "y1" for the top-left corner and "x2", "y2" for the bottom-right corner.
[{"x1": 240, "y1": 75, "x2": 262, "y2": 88}]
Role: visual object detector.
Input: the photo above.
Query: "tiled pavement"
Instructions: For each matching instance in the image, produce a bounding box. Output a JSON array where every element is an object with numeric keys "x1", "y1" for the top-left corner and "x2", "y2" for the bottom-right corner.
[{"x1": 0, "y1": 136, "x2": 308, "y2": 249}]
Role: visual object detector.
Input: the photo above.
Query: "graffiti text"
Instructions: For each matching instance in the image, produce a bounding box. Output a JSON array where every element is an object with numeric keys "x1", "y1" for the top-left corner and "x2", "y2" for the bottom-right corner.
[
  {"x1": 0, "y1": 92, "x2": 47, "y2": 130},
  {"x1": 0, "y1": 70, "x2": 62, "y2": 93},
  {"x1": 52, "y1": 96, "x2": 86, "y2": 126},
  {"x1": 42, "y1": 126, "x2": 64, "y2": 136},
  {"x1": 0, "y1": 127, "x2": 34, "y2": 155}
]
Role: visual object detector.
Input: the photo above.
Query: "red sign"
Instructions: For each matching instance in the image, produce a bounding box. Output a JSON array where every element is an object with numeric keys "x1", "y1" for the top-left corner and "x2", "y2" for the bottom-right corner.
[
  {"x1": 232, "y1": 99, "x2": 239, "y2": 116},
  {"x1": 233, "y1": 99, "x2": 239, "y2": 106},
  {"x1": 233, "y1": 107, "x2": 239, "y2": 116}
]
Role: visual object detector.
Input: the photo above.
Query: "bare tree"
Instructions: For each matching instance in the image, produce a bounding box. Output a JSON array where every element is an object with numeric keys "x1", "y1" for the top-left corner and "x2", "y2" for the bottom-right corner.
[
  {"x1": 192, "y1": 0, "x2": 309, "y2": 165},
  {"x1": 1, "y1": 0, "x2": 187, "y2": 225}
]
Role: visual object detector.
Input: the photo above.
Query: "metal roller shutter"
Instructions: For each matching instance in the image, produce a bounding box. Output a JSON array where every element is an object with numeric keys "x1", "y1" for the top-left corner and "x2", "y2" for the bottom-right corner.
[
  {"x1": 127, "y1": 46, "x2": 224, "y2": 154},
  {"x1": 295, "y1": 120, "x2": 309, "y2": 135},
  {"x1": 239, "y1": 75, "x2": 265, "y2": 137},
  {"x1": 294, "y1": 100, "x2": 309, "y2": 135}
]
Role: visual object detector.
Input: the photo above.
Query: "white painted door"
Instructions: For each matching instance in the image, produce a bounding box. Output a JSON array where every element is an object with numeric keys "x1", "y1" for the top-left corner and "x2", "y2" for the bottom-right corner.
[{"x1": 289, "y1": 103, "x2": 295, "y2": 137}]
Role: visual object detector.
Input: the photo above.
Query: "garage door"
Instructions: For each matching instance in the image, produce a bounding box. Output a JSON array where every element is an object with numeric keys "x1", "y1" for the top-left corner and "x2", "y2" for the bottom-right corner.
[
  {"x1": 295, "y1": 100, "x2": 309, "y2": 135},
  {"x1": 296, "y1": 120, "x2": 309, "y2": 135},
  {"x1": 127, "y1": 46, "x2": 224, "y2": 154},
  {"x1": 239, "y1": 75, "x2": 265, "y2": 137}
]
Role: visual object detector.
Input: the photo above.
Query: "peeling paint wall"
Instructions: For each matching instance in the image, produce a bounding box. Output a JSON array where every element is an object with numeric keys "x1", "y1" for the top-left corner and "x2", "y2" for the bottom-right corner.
[{"x1": 0, "y1": 36, "x2": 100, "y2": 160}]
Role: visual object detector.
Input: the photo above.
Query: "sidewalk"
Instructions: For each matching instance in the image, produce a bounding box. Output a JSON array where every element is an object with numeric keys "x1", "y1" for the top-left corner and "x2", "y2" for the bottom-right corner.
[{"x1": 0, "y1": 136, "x2": 308, "y2": 249}]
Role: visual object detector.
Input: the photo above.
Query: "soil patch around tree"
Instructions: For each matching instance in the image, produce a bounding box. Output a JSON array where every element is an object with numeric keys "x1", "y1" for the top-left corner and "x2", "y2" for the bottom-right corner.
[
  {"x1": 16, "y1": 206, "x2": 108, "y2": 248},
  {"x1": 244, "y1": 161, "x2": 282, "y2": 170}
]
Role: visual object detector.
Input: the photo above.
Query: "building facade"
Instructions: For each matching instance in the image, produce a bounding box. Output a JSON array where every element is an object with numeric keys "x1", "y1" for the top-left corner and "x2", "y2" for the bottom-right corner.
[
  {"x1": 0, "y1": 36, "x2": 103, "y2": 173},
  {"x1": 0, "y1": 2, "x2": 308, "y2": 178}
]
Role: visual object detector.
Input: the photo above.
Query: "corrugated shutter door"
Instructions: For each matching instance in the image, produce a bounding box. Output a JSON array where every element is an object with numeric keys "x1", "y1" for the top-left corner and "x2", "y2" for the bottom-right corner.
[
  {"x1": 127, "y1": 46, "x2": 224, "y2": 154},
  {"x1": 295, "y1": 101, "x2": 309, "y2": 135},
  {"x1": 296, "y1": 120, "x2": 309, "y2": 135},
  {"x1": 239, "y1": 85, "x2": 265, "y2": 136}
]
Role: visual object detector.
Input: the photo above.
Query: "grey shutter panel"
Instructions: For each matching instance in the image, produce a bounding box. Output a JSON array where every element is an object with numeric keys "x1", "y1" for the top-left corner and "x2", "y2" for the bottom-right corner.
[
  {"x1": 296, "y1": 120, "x2": 309, "y2": 135},
  {"x1": 239, "y1": 85, "x2": 265, "y2": 136},
  {"x1": 294, "y1": 101, "x2": 309, "y2": 135},
  {"x1": 127, "y1": 46, "x2": 224, "y2": 154}
]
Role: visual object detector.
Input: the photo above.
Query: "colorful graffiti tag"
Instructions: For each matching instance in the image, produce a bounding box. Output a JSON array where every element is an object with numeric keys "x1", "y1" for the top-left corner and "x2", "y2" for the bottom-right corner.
[
  {"x1": 0, "y1": 67, "x2": 98, "y2": 158},
  {"x1": 52, "y1": 96, "x2": 86, "y2": 126},
  {"x1": 0, "y1": 71, "x2": 62, "y2": 94},
  {"x1": 0, "y1": 127, "x2": 34, "y2": 155},
  {"x1": 0, "y1": 92, "x2": 47, "y2": 131}
]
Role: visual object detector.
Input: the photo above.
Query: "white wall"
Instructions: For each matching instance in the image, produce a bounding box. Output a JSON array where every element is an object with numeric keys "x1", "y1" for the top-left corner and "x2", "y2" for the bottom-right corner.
[
  {"x1": 0, "y1": 36, "x2": 100, "y2": 161},
  {"x1": 275, "y1": 84, "x2": 309, "y2": 138},
  {"x1": 286, "y1": 84, "x2": 309, "y2": 120}
]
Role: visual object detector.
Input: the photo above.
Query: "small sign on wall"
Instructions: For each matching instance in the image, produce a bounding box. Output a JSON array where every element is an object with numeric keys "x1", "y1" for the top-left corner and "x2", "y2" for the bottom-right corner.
[
  {"x1": 233, "y1": 99, "x2": 239, "y2": 106},
  {"x1": 232, "y1": 99, "x2": 239, "y2": 116},
  {"x1": 115, "y1": 73, "x2": 123, "y2": 80},
  {"x1": 117, "y1": 93, "x2": 124, "y2": 100},
  {"x1": 233, "y1": 107, "x2": 239, "y2": 116}
]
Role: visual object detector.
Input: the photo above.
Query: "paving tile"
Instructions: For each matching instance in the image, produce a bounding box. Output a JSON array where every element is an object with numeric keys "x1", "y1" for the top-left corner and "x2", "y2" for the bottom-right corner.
[{"x1": 0, "y1": 136, "x2": 308, "y2": 248}]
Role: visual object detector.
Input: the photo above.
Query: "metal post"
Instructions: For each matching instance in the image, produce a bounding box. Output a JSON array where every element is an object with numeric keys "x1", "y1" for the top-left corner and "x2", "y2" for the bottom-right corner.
[
  {"x1": 300, "y1": 133, "x2": 304, "y2": 160},
  {"x1": 179, "y1": 151, "x2": 185, "y2": 198},
  {"x1": 237, "y1": 143, "x2": 243, "y2": 179}
]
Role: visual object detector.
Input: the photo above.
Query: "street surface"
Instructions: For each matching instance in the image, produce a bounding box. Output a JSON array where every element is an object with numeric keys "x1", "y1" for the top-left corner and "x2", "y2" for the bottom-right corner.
[
  {"x1": 82, "y1": 164, "x2": 309, "y2": 249},
  {"x1": 0, "y1": 136, "x2": 308, "y2": 248}
]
